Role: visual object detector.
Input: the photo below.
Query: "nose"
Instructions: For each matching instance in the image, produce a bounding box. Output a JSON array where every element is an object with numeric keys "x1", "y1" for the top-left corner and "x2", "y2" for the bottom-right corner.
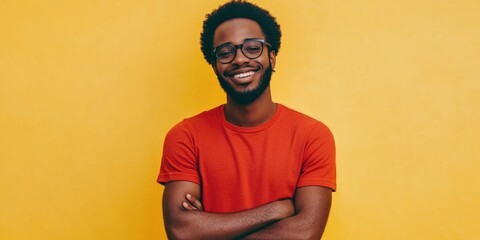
[{"x1": 230, "y1": 47, "x2": 249, "y2": 65}]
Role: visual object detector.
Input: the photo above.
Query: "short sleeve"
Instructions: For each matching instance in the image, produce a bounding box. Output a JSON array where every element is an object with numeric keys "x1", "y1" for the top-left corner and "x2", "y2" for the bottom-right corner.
[
  {"x1": 297, "y1": 122, "x2": 336, "y2": 191},
  {"x1": 157, "y1": 120, "x2": 200, "y2": 185}
]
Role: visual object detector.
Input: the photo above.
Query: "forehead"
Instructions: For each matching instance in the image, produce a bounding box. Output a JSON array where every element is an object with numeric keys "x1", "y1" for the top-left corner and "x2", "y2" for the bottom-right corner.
[{"x1": 213, "y1": 18, "x2": 265, "y2": 47}]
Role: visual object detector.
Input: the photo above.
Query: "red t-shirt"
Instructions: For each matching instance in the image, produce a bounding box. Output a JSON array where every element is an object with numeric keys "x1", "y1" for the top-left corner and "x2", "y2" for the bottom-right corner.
[{"x1": 158, "y1": 104, "x2": 336, "y2": 213}]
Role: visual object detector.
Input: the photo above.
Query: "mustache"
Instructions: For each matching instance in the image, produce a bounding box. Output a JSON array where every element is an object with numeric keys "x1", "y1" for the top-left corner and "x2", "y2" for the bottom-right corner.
[{"x1": 228, "y1": 64, "x2": 259, "y2": 70}]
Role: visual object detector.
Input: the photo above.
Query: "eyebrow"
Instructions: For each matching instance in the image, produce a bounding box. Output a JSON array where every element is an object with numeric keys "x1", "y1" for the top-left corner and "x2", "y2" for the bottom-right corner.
[{"x1": 214, "y1": 38, "x2": 263, "y2": 48}]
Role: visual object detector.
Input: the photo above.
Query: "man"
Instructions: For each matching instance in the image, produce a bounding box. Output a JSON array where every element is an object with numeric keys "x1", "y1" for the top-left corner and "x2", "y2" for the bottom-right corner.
[{"x1": 158, "y1": 1, "x2": 336, "y2": 239}]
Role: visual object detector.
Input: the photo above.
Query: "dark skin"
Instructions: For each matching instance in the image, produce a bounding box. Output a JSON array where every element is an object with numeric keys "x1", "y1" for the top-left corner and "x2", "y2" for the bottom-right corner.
[
  {"x1": 182, "y1": 186, "x2": 332, "y2": 239},
  {"x1": 163, "y1": 181, "x2": 295, "y2": 239},
  {"x1": 163, "y1": 18, "x2": 332, "y2": 239}
]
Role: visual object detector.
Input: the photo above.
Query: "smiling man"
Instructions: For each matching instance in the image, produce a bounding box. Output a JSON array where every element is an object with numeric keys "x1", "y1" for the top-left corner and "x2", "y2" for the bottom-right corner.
[{"x1": 158, "y1": 1, "x2": 336, "y2": 239}]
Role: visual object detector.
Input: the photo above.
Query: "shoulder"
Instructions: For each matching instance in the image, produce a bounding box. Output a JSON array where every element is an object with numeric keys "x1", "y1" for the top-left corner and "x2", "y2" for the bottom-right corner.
[
  {"x1": 185, "y1": 105, "x2": 223, "y2": 126},
  {"x1": 166, "y1": 105, "x2": 224, "y2": 139},
  {"x1": 278, "y1": 104, "x2": 333, "y2": 135}
]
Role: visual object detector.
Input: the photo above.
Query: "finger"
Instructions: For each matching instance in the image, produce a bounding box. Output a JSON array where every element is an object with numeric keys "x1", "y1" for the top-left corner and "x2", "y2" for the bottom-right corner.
[
  {"x1": 182, "y1": 201, "x2": 197, "y2": 211},
  {"x1": 186, "y1": 194, "x2": 204, "y2": 211},
  {"x1": 186, "y1": 194, "x2": 203, "y2": 211}
]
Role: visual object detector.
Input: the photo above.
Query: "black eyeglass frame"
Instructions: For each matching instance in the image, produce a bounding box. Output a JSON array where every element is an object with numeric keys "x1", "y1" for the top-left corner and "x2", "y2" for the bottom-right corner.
[{"x1": 212, "y1": 38, "x2": 272, "y2": 64}]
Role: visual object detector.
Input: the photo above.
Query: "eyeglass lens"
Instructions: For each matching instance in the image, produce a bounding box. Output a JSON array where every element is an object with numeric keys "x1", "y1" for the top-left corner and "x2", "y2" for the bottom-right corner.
[{"x1": 216, "y1": 40, "x2": 264, "y2": 63}]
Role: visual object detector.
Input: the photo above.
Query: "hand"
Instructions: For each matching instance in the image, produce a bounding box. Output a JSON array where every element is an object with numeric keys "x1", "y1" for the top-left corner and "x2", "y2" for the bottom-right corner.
[{"x1": 182, "y1": 193, "x2": 204, "y2": 211}]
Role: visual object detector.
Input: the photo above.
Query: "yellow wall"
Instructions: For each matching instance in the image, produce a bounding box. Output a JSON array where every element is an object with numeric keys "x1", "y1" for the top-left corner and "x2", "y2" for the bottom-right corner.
[{"x1": 1, "y1": 0, "x2": 479, "y2": 239}]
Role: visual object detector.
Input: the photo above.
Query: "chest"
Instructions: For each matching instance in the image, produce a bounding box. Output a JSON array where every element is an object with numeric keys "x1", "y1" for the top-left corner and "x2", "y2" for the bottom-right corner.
[{"x1": 196, "y1": 129, "x2": 305, "y2": 197}]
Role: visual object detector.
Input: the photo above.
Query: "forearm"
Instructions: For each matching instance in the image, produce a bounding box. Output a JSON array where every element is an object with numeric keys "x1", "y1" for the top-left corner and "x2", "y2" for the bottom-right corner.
[
  {"x1": 243, "y1": 214, "x2": 320, "y2": 240},
  {"x1": 165, "y1": 200, "x2": 293, "y2": 240},
  {"x1": 244, "y1": 186, "x2": 332, "y2": 240}
]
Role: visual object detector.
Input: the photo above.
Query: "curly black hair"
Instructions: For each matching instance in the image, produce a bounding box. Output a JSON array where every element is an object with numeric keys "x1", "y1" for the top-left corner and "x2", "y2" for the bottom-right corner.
[{"x1": 200, "y1": 0, "x2": 282, "y2": 65}]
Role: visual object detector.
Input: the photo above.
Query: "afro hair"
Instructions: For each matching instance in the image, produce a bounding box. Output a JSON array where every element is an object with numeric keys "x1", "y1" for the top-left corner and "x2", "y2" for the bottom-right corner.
[{"x1": 200, "y1": 0, "x2": 282, "y2": 65}]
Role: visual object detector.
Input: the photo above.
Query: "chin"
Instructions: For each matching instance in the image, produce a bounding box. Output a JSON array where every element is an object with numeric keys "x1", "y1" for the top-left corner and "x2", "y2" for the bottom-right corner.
[{"x1": 218, "y1": 66, "x2": 273, "y2": 105}]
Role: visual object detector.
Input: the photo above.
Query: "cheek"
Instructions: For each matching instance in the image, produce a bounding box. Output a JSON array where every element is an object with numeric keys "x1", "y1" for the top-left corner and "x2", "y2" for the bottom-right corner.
[{"x1": 213, "y1": 63, "x2": 223, "y2": 76}]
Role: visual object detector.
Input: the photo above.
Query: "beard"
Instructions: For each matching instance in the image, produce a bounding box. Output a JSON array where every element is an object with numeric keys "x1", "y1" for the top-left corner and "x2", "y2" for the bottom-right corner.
[{"x1": 217, "y1": 64, "x2": 273, "y2": 105}]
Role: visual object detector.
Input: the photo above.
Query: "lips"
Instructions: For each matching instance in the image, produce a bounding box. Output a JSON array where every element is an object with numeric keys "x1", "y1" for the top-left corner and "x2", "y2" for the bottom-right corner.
[{"x1": 226, "y1": 67, "x2": 260, "y2": 85}]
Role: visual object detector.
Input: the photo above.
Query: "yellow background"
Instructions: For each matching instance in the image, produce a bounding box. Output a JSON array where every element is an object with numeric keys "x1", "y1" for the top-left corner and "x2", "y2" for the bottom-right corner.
[{"x1": 1, "y1": 0, "x2": 479, "y2": 239}]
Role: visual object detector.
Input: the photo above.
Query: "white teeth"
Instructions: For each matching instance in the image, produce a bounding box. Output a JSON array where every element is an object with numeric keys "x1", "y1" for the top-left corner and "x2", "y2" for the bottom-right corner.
[{"x1": 233, "y1": 71, "x2": 254, "y2": 79}]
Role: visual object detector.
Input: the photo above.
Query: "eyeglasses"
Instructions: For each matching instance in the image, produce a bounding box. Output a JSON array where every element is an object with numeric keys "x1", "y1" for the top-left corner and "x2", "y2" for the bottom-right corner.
[{"x1": 212, "y1": 39, "x2": 271, "y2": 64}]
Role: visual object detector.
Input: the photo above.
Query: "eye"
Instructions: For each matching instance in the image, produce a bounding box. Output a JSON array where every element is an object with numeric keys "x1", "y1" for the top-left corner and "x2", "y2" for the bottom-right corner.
[
  {"x1": 218, "y1": 50, "x2": 233, "y2": 58},
  {"x1": 216, "y1": 46, "x2": 235, "y2": 59},
  {"x1": 243, "y1": 42, "x2": 262, "y2": 54},
  {"x1": 245, "y1": 46, "x2": 261, "y2": 53}
]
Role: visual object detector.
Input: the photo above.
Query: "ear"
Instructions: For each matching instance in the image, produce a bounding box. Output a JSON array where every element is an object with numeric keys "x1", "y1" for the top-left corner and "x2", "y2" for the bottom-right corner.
[{"x1": 269, "y1": 50, "x2": 277, "y2": 70}]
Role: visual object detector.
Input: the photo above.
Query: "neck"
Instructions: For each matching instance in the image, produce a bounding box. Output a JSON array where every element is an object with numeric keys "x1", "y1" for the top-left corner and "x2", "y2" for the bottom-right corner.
[{"x1": 224, "y1": 88, "x2": 277, "y2": 127}]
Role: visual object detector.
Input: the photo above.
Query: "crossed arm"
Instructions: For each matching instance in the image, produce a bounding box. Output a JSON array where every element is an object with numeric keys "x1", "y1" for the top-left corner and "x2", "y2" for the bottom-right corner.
[{"x1": 162, "y1": 181, "x2": 332, "y2": 239}]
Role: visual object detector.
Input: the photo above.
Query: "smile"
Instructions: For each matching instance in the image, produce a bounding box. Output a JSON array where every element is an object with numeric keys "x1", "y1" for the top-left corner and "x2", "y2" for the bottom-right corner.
[
  {"x1": 234, "y1": 71, "x2": 255, "y2": 79},
  {"x1": 227, "y1": 70, "x2": 258, "y2": 85}
]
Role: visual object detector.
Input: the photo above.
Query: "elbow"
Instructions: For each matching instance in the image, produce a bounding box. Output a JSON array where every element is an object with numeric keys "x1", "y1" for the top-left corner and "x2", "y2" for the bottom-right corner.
[
  {"x1": 306, "y1": 231, "x2": 322, "y2": 240},
  {"x1": 304, "y1": 225, "x2": 326, "y2": 240},
  {"x1": 166, "y1": 225, "x2": 195, "y2": 240},
  {"x1": 301, "y1": 222, "x2": 327, "y2": 240},
  {"x1": 293, "y1": 217, "x2": 325, "y2": 240},
  {"x1": 166, "y1": 228, "x2": 187, "y2": 240},
  {"x1": 164, "y1": 217, "x2": 196, "y2": 240},
  {"x1": 291, "y1": 229, "x2": 321, "y2": 240}
]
